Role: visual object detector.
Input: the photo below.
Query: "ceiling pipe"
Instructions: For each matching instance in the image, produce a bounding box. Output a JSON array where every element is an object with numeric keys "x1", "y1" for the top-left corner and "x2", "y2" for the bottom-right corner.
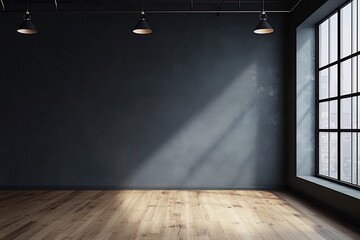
[
  {"x1": 1, "y1": 10, "x2": 290, "y2": 13},
  {"x1": 0, "y1": 0, "x2": 303, "y2": 14},
  {"x1": 290, "y1": 0, "x2": 303, "y2": 12}
]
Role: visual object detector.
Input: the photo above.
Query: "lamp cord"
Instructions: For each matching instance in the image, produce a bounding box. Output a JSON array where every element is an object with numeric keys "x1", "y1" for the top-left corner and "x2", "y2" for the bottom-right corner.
[
  {"x1": 26, "y1": 0, "x2": 29, "y2": 11},
  {"x1": 262, "y1": 0, "x2": 265, "y2": 12},
  {"x1": 0, "y1": 0, "x2": 4, "y2": 11}
]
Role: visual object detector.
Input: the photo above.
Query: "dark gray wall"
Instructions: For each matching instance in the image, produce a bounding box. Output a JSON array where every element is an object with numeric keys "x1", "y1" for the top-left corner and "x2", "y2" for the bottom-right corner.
[
  {"x1": 0, "y1": 12, "x2": 287, "y2": 188},
  {"x1": 288, "y1": 0, "x2": 360, "y2": 226}
]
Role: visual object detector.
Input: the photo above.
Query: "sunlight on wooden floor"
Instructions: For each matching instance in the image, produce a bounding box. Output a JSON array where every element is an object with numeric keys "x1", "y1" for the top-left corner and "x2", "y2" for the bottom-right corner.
[{"x1": 0, "y1": 190, "x2": 358, "y2": 240}]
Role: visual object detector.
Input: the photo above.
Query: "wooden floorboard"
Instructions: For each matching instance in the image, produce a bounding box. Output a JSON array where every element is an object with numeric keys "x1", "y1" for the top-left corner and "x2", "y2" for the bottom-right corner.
[{"x1": 0, "y1": 190, "x2": 358, "y2": 240}]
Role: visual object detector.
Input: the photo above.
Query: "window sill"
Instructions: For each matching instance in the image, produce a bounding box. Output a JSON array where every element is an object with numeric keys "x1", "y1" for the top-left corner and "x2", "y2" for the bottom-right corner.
[{"x1": 298, "y1": 176, "x2": 360, "y2": 200}]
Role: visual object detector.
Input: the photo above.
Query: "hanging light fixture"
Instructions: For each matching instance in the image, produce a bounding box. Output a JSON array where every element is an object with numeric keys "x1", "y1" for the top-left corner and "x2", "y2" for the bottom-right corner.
[
  {"x1": 254, "y1": 0, "x2": 273, "y2": 34},
  {"x1": 17, "y1": 0, "x2": 37, "y2": 34},
  {"x1": 133, "y1": 0, "x2": 152, "y2": 35}
]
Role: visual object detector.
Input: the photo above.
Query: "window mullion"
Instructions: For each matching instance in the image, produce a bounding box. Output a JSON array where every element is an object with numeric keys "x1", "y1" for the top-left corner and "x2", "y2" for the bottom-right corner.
[
  {"x1": 338, "y1": 9, "x2": 341, "y2": 182},
  {"x1": 355, "y1": 0, "x2": 360, "y2": 185}
]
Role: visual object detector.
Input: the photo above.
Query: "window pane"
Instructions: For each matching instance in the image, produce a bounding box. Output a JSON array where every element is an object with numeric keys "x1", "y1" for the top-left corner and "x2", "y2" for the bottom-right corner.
[
  {"x1": 330, "y1": 100, "x2": 338, "y2": 129},
  {"x1": 341, "y1": 59, "x2": 352, "y2": 95},
  {"x1": 329, "y1": 65, "x2": 338, "y2": 98},
  {"x1": 341, "y1": 133, "x2": 352, "y2": 183},
  {"x1": 341, "y1": 98, "x2": 351, "y2": 129},
  {"x1": 358, "y1": 97, "x2": 360, "y2": 127},
  {"x1": 320, "y1": 102, "x2": 329, "y2": 129},
  {"x1": 358, "y1": 134, "x2": 360, "y2": 184},
  {"x1": 330, "y1": 133, "x2": 338, "y2": 178},
  {"x1": 330, "y1": 13, "x2": 338, "y2": 63},
  {"x1": 320, "y1": 20, "x2": 329, "y2": 67},
  {"x1": 319, "y1": 69, "x2": 329, "y2": 99},
  {"x1": 353, "y1": 0, "x2": 358, "y2": 54},
  {"x1": 353, "y1": 57, "x2": 358, "y2": 93},
  {"x1": 358, "y1": 0, "x2": 360, "y2": 50},
  {"x1": 353, "y1": 97, "x2": 358, "y2": 129},
  {"x1": 341, "y1": 3, "x2": 352, "y2": 58},
  {"x1": 320, "y1": 133, "x2": 329, "y2": 176},
  {"x1": 358, "y1": 56, "x2": 360, "y2": 93},
  {"x1": 352, "y1": 133, "x2": 357, "y2": 184}
]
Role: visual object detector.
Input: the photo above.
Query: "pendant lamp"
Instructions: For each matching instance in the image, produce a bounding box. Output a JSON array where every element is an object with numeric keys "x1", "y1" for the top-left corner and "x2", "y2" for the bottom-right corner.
[
  {"x1": 17, "y1": 0, "x2": 37, "y2": 35},
  {"x1": 133, "y1": 1, "x2": 152, "y2": 35},
  {"x1": 254, "y1": 0, "x2": 273, "y2": 34}
]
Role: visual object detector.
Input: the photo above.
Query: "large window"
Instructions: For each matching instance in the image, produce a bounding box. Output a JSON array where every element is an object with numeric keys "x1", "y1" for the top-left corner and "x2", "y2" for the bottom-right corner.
[{"x1": 317, "y1": 0, "x2": 360, "y2": 188}]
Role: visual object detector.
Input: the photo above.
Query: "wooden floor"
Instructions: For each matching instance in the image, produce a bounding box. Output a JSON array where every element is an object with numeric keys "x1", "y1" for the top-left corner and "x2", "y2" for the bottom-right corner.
[{"x1": 0, "y1": 190, "x2": 358, "y2": 240}]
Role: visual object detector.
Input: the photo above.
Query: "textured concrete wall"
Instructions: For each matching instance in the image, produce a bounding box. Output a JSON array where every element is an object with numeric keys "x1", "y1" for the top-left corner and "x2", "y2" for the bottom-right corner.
[
  {"x1": 0, "y1": 13, "x2": 287, "y2": 188},
  {"x1": 296, "y1": 26, "x2": 316, "y2": 176}
]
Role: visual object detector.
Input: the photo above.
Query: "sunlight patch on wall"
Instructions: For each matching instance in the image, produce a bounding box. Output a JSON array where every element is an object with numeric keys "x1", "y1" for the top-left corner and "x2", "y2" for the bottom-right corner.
[{"x1": 124, "y1": 63, "x2": 263, "y2": 187}]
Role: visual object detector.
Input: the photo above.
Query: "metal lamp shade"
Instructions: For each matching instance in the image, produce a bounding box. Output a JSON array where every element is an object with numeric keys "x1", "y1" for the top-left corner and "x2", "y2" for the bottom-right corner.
[
  {"x1": 133, "y1": 19, "x2": 152, "y2": 35},
  {"x1": 17, "y1": 11, "x2": 37, "y2": 35},
  {"x1": 133, "y1": 11, "x2": 152, "y2": 35},
  {"x1": 17, "y1": 20, "x2": 37, "y2": 34},
  {"x1": 254, "y1": 19, "x2": 274, "y2": 34}
]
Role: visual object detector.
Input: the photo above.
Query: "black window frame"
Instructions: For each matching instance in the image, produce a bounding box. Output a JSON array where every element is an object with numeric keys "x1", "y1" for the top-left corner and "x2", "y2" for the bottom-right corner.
[{"x1": 316, "y1": 0, "x2": 360, "y2": 190}]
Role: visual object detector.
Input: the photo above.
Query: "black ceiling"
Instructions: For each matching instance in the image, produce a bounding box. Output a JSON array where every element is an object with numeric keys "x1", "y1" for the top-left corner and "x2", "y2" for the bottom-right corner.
[{"x1": 1, "y1": 0, "x2": 300, "y2": 12}]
